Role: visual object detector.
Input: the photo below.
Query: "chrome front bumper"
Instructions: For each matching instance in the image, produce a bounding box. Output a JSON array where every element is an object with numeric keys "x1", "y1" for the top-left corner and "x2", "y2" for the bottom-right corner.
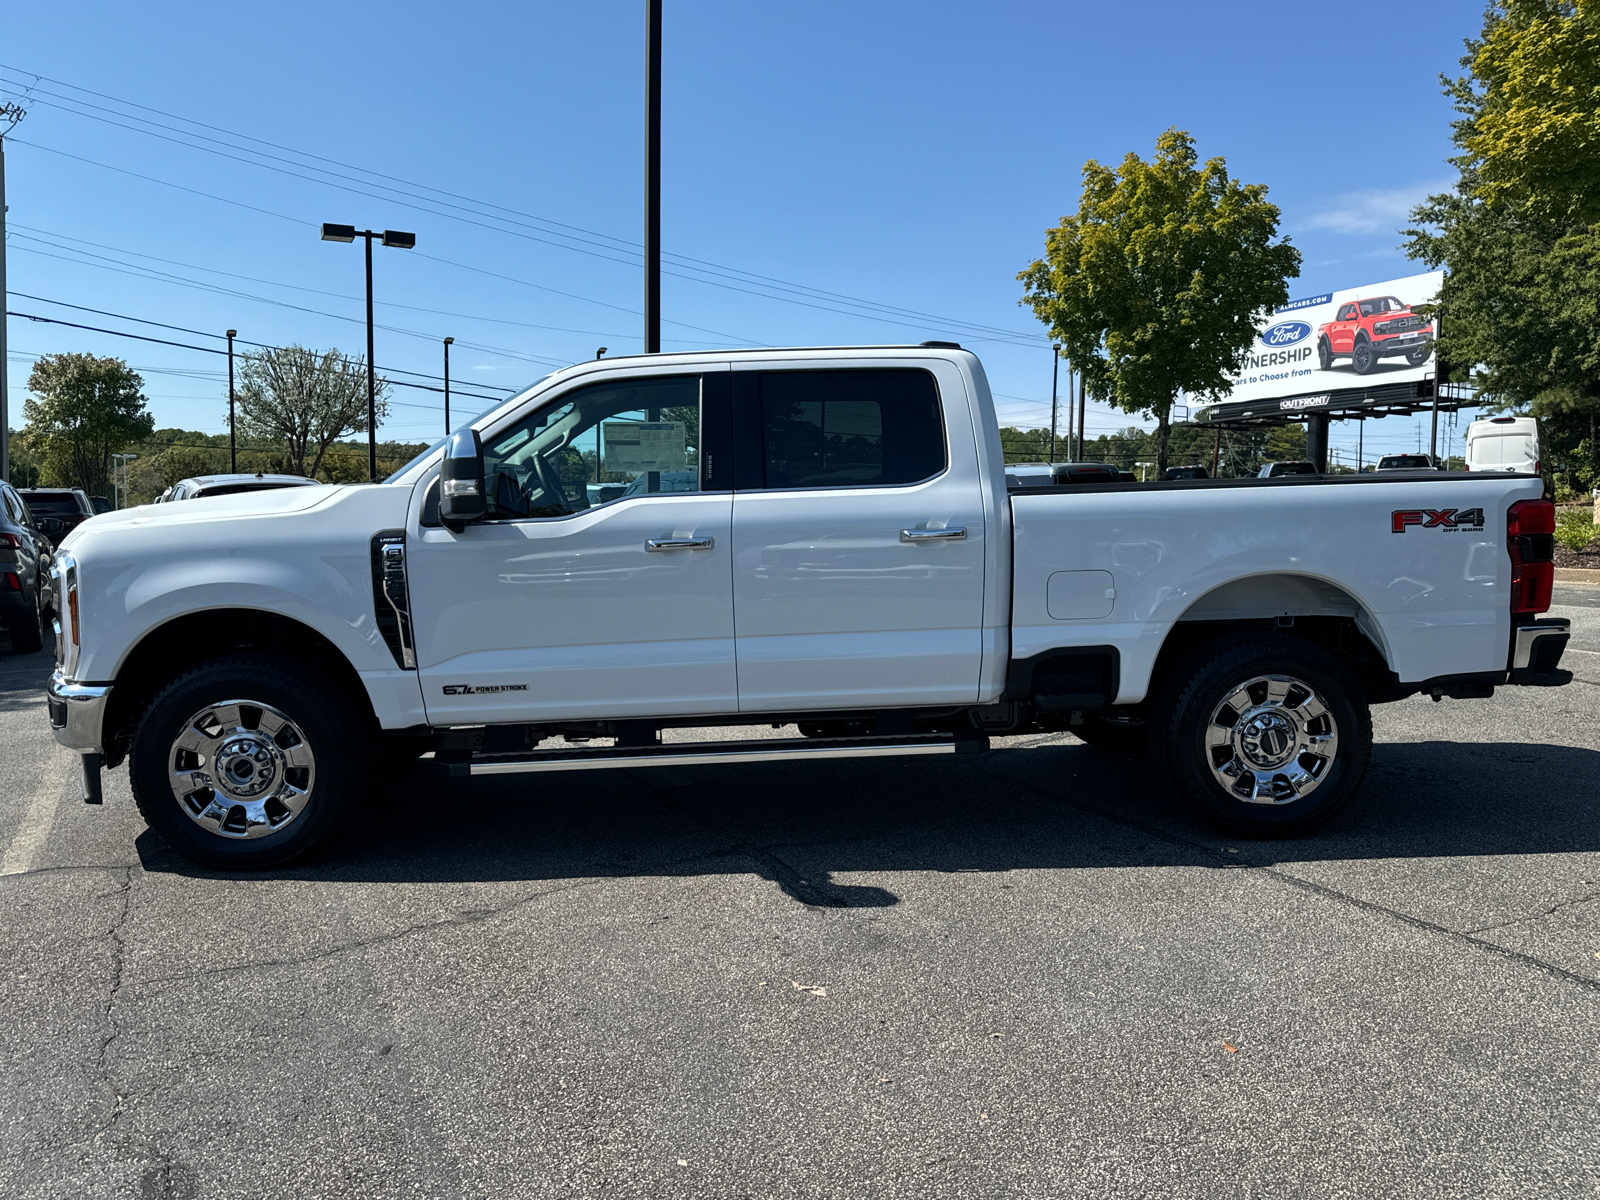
[{"x1": 48, "y1": 670, "x2": 112, "y2": 754}]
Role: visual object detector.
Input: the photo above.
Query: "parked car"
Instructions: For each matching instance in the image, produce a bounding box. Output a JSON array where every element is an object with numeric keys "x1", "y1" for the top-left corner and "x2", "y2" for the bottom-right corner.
[
  {"x1": 0, "y1": 480, "x2": 57, "y2": 653},
  {"x1": 1376, "y1": 454, "x2": 1442, "y2": 472},
  {"x1": 1316, "y1": 296, "x2": 1435, "y2": 375},
  {"x1": 89, "y1": 496, "x2": 114, "y2": 515},
  {"x1": 160, "y1": 473, "x2": 319, "y2": 502},
  {"x1": 1257, "y1": 461, "x2": 1318, "y2": 477},
  {"x1": 48, "y1": 345, "x2": 1567, "y2": 867},
  {"x1": 1466, "y1": 416, "x2": 1539, "y2": 474},
  {"x1": 1161, "y1": 465, "x2": 1210, "y2": 480},
  {"x1": 18, "y1": 488, "x2": 97, "y2": 537}
]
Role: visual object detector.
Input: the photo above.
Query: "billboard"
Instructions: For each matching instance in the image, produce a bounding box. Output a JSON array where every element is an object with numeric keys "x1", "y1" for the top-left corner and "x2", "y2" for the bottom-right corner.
[{"x1": 1197, "y1": 270, "x2": 1443, "y2": 412}]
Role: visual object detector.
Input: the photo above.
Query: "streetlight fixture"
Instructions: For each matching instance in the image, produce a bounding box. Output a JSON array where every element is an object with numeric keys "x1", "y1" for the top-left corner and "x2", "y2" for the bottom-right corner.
[
  {"x1": 226, "y1": 329, "x2": 238, "y2": 473},
  {"x1": 319, "y1": 223, "x2": 416, "y2": 480},
  {"x1": 442, "y1": 337, "x2": 454, "y2": 435}
]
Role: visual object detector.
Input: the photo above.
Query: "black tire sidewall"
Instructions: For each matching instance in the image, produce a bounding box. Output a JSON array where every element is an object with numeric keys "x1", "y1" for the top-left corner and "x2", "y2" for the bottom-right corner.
[
  {"x1": 1317, "y1": 339, "x2": 1332, "y2": 371},
  {"x1": 1161, "y1": 637, "x2": 1371, "y2": 837},
  {"x1": 1352, "y1": 340, "x2": 1373, "y2": 374},
  {"x1": 130, "y1": 654, "x2": 367, "y2": 868}
]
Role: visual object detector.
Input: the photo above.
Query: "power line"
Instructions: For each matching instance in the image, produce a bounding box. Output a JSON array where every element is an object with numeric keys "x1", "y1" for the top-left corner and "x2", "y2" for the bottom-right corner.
[
  {"x1": 0, "y1": 65, "x2": 1047, "y2": 346},
  {"x1": 7, "y1": 237, "x2": 570, "y2": 369},
  {"x1": 10, "y1": 292, "x2": 514, "y2": 399},
  {"x1": 6, "y1": 310, "x2": 497, "y2": 411}
]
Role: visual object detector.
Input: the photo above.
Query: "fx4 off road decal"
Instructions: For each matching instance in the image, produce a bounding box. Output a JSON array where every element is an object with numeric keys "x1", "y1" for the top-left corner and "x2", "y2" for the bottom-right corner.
[
  {"x1": 1391, "y1": 507, "x2": 1485, "y2": 533},
  {"x1": 442, "y1": 683, "x2": 530, "y2": 695}
]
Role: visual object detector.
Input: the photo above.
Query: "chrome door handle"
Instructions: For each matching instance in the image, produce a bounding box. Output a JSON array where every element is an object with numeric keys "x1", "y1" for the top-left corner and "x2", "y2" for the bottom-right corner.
[
  {"x1": 645, "y1": 537, "x2": 715, "y2": 551},
  {"x1": 900, "y1": 527, "x2": 966, "y2": 542}
]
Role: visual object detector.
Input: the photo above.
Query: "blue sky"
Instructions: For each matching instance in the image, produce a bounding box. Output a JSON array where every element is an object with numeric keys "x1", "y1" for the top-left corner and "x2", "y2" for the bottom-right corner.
[{"x1": 5, "y1": 1, "x2": 1481, "y2": 465}]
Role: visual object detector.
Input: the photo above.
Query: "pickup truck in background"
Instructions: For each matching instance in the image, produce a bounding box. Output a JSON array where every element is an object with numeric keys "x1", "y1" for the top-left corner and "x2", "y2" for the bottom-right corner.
[
  {"x1": 1316, "y1": 295, "x2": 1436, "y2": 375},
  {"x1": 47, "y1": 346, "x2": 1571, "y2": 867}
]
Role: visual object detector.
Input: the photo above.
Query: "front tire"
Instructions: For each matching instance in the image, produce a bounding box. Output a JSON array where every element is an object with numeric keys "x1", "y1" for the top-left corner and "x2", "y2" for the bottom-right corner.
[
  {"x1": 1351, "y1": 338, "x2": 1376, "y2": 375},
  {"x1": 1405, "y1": 348, "x2": 1430, "y2": 367},
  {"x1": 130, "y1": 654, "x2": 368, "y2": 868},
  {"x1": 1158, "y1": 635, "x2": 1371, "y2": 837}
]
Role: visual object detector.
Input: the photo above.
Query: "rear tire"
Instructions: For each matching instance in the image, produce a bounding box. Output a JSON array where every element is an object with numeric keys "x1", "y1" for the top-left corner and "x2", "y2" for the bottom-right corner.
[
  {"x1": 129, "y1": 654, "x2": 368, "y2": 868},
  {"x1": 1317, "y1": 338, "x2": 1333, "y2": 371},
  {"x1": 1157, "y1": 635, "x2": 1371, "y2": 838},
  {"x1": 7, "y1": 584, "x2": 44, "y2": 653}
]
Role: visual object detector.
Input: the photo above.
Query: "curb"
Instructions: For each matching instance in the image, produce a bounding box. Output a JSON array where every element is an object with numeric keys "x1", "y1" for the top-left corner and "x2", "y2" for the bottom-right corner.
[{"x1": 1554, "y1": 567, "x2": 1600, "y2": 586}]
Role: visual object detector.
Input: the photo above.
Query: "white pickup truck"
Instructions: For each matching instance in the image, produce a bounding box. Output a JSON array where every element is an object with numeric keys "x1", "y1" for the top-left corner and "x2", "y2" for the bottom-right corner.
[{"x1": 47, "y1": 346, "x2": 1571, "y2": 867}]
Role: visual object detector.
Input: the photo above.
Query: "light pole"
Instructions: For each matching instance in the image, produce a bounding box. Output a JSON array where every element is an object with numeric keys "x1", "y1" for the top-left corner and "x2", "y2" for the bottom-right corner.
[
  {"x1": 1075, "y1": 369, "x2": 1087, "y2": 462},
  {"x1": 319, "y1": 224, "x2": 416, "y2": 480},
  {"x1": 1048, "y1": 344, "x2": 1060, "y2": 464},
  {"x1": 644, "y1": 0, "x2": 662, "y2": 353},
  {"x1": 226, "y1": 329, "x2": 238, "y2": 473},
  {"x1": 442, "y1": 337, "x2": 454, "y2": 435}
]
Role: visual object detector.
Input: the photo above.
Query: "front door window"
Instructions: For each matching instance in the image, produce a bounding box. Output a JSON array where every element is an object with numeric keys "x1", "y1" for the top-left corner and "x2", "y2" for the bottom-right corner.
[{"x1": 482, "y1": 375, "x2": 702, "y2": 520}]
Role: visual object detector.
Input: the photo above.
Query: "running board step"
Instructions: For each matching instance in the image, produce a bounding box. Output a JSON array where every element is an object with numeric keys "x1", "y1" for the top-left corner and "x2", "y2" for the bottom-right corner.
[{"x1": 428, "y1": 733, "x2": 990, "y2": 778}]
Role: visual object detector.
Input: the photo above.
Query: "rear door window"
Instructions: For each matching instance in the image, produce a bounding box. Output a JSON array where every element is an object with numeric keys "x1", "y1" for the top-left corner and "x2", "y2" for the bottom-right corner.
[{"x1": 752, "y1": 369, "x2": 944, "y2": 490}]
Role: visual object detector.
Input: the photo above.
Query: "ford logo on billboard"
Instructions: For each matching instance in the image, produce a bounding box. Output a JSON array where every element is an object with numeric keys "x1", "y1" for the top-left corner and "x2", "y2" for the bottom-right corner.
[{"x1": 1261, "y1": 320, "x2": 1311, "y2": 347}]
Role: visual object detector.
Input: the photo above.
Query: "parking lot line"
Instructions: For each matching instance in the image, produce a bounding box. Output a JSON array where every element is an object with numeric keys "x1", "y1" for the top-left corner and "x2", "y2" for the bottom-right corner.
[{"x1": 0, "y1": 752, "x2": 75, "y2": 877}]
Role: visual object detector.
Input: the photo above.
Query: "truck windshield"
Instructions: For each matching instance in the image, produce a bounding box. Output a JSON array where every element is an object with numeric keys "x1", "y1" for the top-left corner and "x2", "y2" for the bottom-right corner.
[{"x1": 1359, "y1": 297, "x2": 1406, "y2": 316}]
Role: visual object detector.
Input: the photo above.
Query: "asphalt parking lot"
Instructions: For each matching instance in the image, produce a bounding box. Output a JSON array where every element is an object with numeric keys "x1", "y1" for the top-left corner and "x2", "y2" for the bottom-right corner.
[{"x1": 2, "y1": 592, "x2": 1598, "y2": 1199}]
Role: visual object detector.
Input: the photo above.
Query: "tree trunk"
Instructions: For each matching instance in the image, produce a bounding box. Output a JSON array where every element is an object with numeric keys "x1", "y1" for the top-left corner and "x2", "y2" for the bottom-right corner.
[{"x1": 1156, "y1": 406, "x2": 1171, "y2": 477}]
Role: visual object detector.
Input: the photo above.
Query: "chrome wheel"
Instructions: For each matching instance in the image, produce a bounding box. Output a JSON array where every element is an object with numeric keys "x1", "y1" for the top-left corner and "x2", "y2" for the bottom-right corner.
[
  {"x1": 1203, "y1": 674, "x2": 1338, "y2": 805},
  {"x1": 168, "y1": 700, "x2": 316, "y2": 838}
]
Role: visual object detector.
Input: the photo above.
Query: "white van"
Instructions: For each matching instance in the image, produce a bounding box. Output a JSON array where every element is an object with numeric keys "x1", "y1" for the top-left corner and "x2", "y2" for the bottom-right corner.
[{"x1": 1465, "y1": 415, "x2": 1540, "y2": 474}]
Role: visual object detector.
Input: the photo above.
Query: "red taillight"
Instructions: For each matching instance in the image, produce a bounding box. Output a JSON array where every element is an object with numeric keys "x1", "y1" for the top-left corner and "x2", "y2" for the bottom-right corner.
[
  {"x1": 1507, "y1": 499, "x2": 1555, "y2": 614},
  {"x1": 0, "y1": 533, "x2": 20, "y2": 549}
]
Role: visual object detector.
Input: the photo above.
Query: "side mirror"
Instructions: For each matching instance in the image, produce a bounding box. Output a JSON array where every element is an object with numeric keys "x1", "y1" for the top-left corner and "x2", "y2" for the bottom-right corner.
[{"x1": 439, "y1": 428, "x2": 487, "y2": 529}]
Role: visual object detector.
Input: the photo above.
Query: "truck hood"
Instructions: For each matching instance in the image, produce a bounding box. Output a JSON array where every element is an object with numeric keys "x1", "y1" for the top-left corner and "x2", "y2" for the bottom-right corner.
[{"x1": 61, "y1": 483, "x2": 341, "y2": 547}]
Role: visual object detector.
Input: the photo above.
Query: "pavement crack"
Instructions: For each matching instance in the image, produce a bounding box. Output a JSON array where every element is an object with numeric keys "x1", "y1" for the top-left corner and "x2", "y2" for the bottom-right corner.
[
  {"x1": 1461, "y1": 891, "x2": 1600, "y2": 935},
  {"x1": 128, "y1": 876, "x2": 608, "y2": 996},
  {"x1": 966, "y1": 756, "x2": 1600, "y2": 996}
]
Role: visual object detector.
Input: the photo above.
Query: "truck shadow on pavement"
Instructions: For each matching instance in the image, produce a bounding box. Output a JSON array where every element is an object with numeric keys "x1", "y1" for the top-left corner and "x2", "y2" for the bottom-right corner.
[{"x1": 136, "y1": 736, "x2": 1600, "y2": 909}]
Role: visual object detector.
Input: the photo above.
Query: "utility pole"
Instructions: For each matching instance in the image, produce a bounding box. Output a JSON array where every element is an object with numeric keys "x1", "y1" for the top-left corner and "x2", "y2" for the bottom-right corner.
[
  {"x1": 226, "y1": 330, "x2": 238, "y2": 473},
  {"x1": 644, "y1": 0, "x2": 663, "y2": 353},
  {"x1": 1048, "y1": 344, "x2": 1060, "y2": 463},
  {"x1": 0, "y1": 93, "x2": 24, "y2": 484},
  {"x1": 443, "y1": 337, "x2": 454, "y2": 435}
]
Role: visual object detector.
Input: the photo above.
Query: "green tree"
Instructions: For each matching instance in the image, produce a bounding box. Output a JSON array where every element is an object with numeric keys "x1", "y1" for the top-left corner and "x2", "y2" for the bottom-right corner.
[
  {"x1": 237, "y1": 345, "x2": 388, "y2": 479},
  {"x1": 1263, "y1": 424, "x2": 1308, "y2": 462},
  {"x1": 1406, "y1": 3, "x2": 1600, "y2": 490},
  {"x1": 1466, "y1": 0, "x2": 1600, "y2": 224},
  {"x1": 1018, "y1": 129, "x2": 1301, "y2": 473},
  {"x1": 21, "y1": 353, "x2": 155, "y2": 496}
]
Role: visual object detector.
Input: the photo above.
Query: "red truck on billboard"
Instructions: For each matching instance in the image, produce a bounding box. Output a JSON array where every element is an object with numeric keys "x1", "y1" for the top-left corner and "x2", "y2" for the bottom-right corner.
[{"x1": 1316, "y1": 295, "x2": 1435, "y2": 375}]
